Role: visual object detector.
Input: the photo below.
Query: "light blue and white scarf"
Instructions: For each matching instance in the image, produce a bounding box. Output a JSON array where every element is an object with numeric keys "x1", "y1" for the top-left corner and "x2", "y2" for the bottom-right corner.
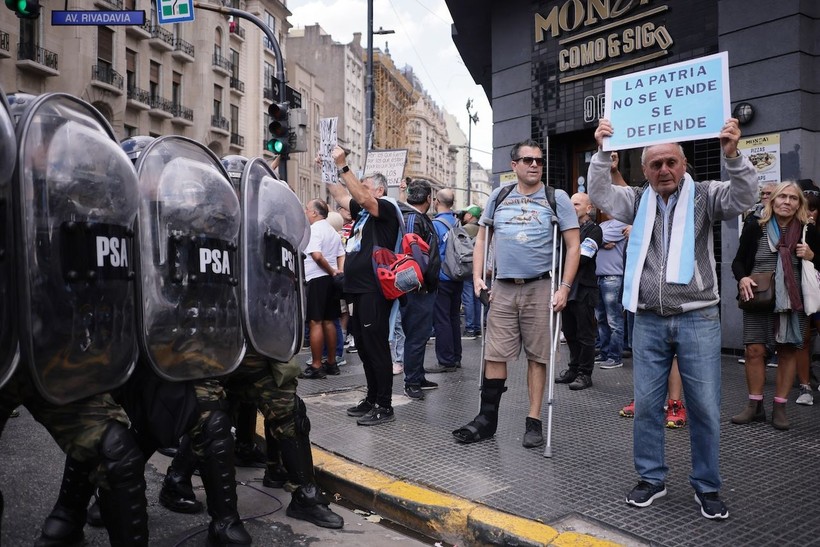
[{"x1": 622, "y1": 174, "x2": 695, "y2": 312}]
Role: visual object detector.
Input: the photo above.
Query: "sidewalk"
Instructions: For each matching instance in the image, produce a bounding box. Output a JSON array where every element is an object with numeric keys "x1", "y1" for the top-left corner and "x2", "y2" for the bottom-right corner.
[{"x1": 299, "y1": 337, "x2": 820, "y2": 546}]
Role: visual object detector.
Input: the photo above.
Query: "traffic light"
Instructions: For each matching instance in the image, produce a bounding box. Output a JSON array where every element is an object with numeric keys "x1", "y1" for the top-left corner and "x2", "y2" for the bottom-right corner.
[
  {"x1": 266, "y1": 101, "x2": 289, "y2": 156},
  {"x1": 5, "y1": 0, "x2": 40, "y2": 18},
  {"x1": 289, "y1": 108, "x2": 308, "y2": 153}
]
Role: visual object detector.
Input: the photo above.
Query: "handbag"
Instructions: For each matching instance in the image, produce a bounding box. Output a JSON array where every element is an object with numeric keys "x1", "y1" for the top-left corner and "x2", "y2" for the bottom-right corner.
[
  {"x1": 801, "y1": 225, "x2": 820, "y2": 314},
  {"x1": 738, "y1": 272, "x2": 775, "y2": 312}
]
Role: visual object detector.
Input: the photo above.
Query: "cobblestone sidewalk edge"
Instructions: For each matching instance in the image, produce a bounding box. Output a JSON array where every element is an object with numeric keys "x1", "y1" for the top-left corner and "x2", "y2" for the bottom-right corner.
[{"x1": 311, "y1": 447, "x2": 622, "y2": 547}]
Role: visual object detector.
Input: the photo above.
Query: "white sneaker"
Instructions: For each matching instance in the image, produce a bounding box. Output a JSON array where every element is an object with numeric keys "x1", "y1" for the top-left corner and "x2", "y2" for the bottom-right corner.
[
  {"x1": 392, "y1": 362, "x2": 404, "y2": 375},
  {"x1": 796, "y1": 384, "x2": 814, "y2": 406},
  {"x1": 737, "y1": 357, "x2": 746, "y2": 364}
]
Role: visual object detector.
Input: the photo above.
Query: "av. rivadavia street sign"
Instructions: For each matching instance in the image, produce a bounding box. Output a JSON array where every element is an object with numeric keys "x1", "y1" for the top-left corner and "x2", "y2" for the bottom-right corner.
[{"x1": 52, "y1": 10, "x2": 145, "y2": 26}]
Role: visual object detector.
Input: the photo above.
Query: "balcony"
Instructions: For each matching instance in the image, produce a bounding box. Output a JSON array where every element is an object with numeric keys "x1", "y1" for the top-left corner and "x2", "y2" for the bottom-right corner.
[
  {"x1": 94, "y1": 0, "x2": 123, "y2": 8},
  {"x1": 229, "y1": 133, "x2": 244, "y2": 149},
  {"x1": 210, "y1": 114, "x2": 229, "y2": 135},
  {"x1": 145, "y1": 23, "x2": 174, "y2": 52},
  {"x1": 126, "y1": 19, "x2": 151, "y2": 39},
  {"x1": 0, "y1": 31, "x2": 9, "y2": 59},
  {"x1": 229, "y1": 77, "x2": 244, "y2": 95},
  {"x1": 126, "y1": 86, "x2": 151, "y2": 110},
  {"x1": 148, "y1": 95, "x2": 174, "y2": 119},
  {"x1": 171, "y1": 38, "x2": 194, "y2": 63},
  {"x1": 212, "y1": 53, "x2": 232, "y2": 77},
  {"x1": 16, "y1": 42, "x2": 59, "y2": 76},
  {"x1": 170, "y1": 103, "x2": 194, "y2": 126},
  {"x1": 229, "y1": 22, "x2": 245, "y2": 41},
  {"x1": 90, "y1": 64, "x2": 124, "y2": 95}
]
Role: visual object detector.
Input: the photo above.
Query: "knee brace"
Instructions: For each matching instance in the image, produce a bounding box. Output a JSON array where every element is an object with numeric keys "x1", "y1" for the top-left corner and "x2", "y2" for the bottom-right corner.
[
  {"x1": 294, "y1": 396, "x2": 311, "y2": 436},
  {"x1": 99, "y1": 422, "x2": 145, "y2": 488},
  {"x1": 198, "y1": 409, "x2": 234, "y2": 459}
]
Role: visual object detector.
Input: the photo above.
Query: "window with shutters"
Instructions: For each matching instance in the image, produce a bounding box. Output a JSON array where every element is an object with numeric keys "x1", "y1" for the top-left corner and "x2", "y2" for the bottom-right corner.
[
  {"x1": 214, "y1": 27, "x2": 222, "y2": 58},
  {"x1": 230, "y1": 49, "x2": 239, "y2": 79},
  {"x1": 213, "y1": 85, "x2": 223, "y2": 117},
  {"x1": 230, "y1": 104, "x2": 239, "y2": 133},
  {"x1": 98, "y1": 27, "x2": 113, "y2": 71},
  {"x1": 172, "y1": 71, "x2": 182, "y2": 106},
  {"x1": 150, "y1": 61, "x2": 160, "y2": 99},
  {"x1": 126, "y1": 49, "x2": 136, "y2": 91}
]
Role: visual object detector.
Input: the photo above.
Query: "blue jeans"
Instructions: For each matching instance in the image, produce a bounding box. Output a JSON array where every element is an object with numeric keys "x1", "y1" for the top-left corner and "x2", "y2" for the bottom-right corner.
[
  {"x1": 401, "y1": 290, "x2": 436, "y2": 386},
  {"x1": 595, "y1": 275, "x2": 624, "y2": 362},
  {"x1": 632, "y1": 305, "x2": 722, "y2": 493},
  {"x1": 461, "y1": 279, "x2": 481, "y2": 332},
  {"x1": 390, "y1": 311, "x2": 405, "y2": 364}
]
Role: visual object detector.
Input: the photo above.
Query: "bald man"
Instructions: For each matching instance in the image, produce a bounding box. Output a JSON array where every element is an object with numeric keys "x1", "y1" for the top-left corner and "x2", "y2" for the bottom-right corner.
[
  {"x1": 428, "y1": 188, "x2": 464, "y2": 373},
  {"x1": 555, "y1": 192, "x2": 603, "y2": 391}
]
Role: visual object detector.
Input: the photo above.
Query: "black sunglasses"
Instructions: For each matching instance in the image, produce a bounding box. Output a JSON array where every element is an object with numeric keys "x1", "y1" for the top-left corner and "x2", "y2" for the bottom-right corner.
[{"x1": 513, "y1": 156, "x2": 545, "y2": 167}]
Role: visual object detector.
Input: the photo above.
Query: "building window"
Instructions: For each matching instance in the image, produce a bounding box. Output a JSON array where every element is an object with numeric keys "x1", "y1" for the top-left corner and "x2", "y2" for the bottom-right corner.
[
  {"x1": 149, "y1": 60, "x2": 160, "y2": 99},
  {"x1": 126, "y1": 49, "x2": 137, "y2": 90},
  {"x1": 214, "y1": 27, "x2": 222, "y2": 58},
  {"x1": 230, "y1": 49, "x2": 239, "y2": 79},
  {"x1": 124, "y1": 124, "x2": 137, "y2": 137},
  {"x1": 230, "y1": 104, "x2": 239, "y2": 133},
  {"x1": 172, "y1": 71, "x2": 182, "y2": 106},
  {"x1": 264, "y1": 12, "x2": 275, "y2": 50},
  {"x1": 97, "y1": 26, "x2": 113, "y2": 71},
  {"x1": 213, "y1": 85, "x2": 223, "y2": 117}
]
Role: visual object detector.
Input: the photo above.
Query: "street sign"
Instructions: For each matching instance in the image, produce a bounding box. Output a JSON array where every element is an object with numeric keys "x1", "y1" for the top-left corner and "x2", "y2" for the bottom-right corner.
[
  {"x1": 157, "y1": 0, "x2": 193, "y2": 24},
  {"x1": 52, "y1": 10, "x2": 145, "y2": 25}
]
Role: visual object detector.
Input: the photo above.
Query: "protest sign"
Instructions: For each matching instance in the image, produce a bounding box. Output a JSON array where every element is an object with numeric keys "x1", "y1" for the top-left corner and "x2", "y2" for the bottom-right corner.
[
  {"x1": 320, "y1": 117, "x2": 338, "y2": 184},
  {"x1": 603, "y1": 51, "x2": 730, "y2": 151},
  {"x1": 363, "y1": 149, "x2": 408, "y2": 188},
  {"x1": 738, "y1": 133, "x2": 781, "y2": 185}
]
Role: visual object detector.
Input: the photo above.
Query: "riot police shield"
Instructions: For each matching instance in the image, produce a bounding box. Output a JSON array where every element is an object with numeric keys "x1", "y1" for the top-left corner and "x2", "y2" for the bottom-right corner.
[
  {"x1": 240, "y1": 158, "x2": 308, "y2": 361},
  {"x1": 13, "y1": 93, "x2": 138, "y2": 404},
  {"x1": 134, "y1": 136, "x2": 245, "y2": 381},
  {"x1": 0, "y1": 88, "x2": 19, "y2": 391}
]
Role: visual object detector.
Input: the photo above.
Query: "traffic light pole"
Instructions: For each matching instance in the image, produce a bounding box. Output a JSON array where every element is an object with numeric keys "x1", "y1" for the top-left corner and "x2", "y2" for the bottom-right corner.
[{"x1": 194, "y1": 2, "x2": 288, "y2": 183}]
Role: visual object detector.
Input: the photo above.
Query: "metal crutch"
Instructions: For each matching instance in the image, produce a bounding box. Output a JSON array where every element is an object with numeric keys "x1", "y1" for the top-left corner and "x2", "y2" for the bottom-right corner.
[
  {"x1": 477, "y1": 226, "x2": 495, "y2": 412},
  {"x1": 544, "y1": 219, "x2": 563, "y2": 458}
]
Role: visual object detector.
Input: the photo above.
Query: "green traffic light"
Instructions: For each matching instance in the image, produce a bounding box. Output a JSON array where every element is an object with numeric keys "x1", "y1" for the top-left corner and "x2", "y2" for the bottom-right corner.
[{"x1": 266, "y1": 139, "x2": 285, "y2": 154}]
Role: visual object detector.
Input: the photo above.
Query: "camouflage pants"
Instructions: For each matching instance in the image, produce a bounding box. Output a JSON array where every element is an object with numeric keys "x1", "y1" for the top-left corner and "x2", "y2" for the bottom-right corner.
[
  {"x1": 187, "y1": 378, "x2": 228, "y2": 460},
  {"x1": 0, "y1": 367, "x2": 130, "y2": 485},
  {"x1": 223, "y1": 351, "x2": 302, "y2": 440}
]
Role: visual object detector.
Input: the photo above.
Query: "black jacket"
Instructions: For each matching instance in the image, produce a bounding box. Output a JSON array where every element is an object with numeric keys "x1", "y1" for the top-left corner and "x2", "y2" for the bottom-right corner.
[
  {"x1": 732, "y1": 219, "x2": 820, "y2": 281},
  {"x1": 399, "y1": 202, "x2": 440, "y2": 291}
]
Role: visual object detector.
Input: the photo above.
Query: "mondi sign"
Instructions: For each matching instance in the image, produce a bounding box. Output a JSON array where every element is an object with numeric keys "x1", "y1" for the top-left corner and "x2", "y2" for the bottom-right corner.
[{"x1": 534, "y1": 0, "x2": 675, "y2": 84}]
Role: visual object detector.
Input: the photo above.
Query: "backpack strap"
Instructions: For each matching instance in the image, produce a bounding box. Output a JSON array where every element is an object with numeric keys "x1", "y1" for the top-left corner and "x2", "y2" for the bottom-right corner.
[{"x1": 381, "y1": 197, "x2": 406, "y2": 253}]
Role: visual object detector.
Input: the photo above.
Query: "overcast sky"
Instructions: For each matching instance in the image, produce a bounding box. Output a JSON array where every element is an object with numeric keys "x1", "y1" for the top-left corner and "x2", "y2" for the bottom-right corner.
[{"x1": 287, "y1": 0, "x2": 493, "y2": 169}]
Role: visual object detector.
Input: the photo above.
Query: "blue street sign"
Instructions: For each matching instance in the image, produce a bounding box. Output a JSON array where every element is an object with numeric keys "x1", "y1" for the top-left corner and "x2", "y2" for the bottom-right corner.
[
  {"x1": 157, "y1": 0, "x2": 194, "y2": 24},
  {"x1": 52, "y1": 10, "x2": 146, "y2": 26}
]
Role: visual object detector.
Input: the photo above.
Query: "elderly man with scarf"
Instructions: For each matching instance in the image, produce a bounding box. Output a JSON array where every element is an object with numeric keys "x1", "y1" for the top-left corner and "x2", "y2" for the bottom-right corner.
[{"x1": 588, "y1": 118, "x2": 756, "y2": 520}]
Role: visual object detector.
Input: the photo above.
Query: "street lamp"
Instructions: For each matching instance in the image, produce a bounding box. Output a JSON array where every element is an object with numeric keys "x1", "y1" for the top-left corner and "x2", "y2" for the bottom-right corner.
[
  {"x1": 466, "y1": 99, "x2": 479, "y2": 204},
  {"x1": 366, "y1": 0, "x2": 394, "y2": 150}
]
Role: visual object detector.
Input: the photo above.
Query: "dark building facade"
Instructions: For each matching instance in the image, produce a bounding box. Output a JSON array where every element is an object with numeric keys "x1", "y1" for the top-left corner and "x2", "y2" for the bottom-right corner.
[{"x1": 446, "y1": 0, "x2": 820, "y2": 349}]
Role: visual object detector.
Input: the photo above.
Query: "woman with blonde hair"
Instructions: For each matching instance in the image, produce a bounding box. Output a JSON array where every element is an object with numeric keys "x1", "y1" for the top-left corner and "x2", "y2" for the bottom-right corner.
[{"x1": 732, "y1": 181, "x2": 820, "y2": 429}]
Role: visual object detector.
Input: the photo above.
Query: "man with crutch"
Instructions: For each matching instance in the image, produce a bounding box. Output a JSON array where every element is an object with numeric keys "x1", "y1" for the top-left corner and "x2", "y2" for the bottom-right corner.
[{"x1": 452, "y1": 139, "x2": 580, "y2": 448}]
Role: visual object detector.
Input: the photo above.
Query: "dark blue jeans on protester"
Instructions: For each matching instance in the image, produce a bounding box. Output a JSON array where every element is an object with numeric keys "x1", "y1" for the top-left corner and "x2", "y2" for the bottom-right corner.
[
  {"x1": 401, "y1": 290, "x2": 436, "y2": 386},
  {"x1": 595, "y1": 275, "x2": 624, "y2": 362},
  {"x1": 434, "y1": 279, "x2": 463, "y2": 367},
  {"x1": 461, "y1": 279, "x2": 481, "y2": 332}
]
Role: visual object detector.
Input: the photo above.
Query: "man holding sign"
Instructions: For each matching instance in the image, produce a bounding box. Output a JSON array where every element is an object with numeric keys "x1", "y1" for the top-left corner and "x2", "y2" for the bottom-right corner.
[{"x1": 588, "y1": 116, "x2": 756, "y2": 520}]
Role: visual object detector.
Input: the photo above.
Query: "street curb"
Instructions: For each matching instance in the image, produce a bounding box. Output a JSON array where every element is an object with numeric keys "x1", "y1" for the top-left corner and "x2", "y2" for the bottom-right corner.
[{"x1": 311, "y1": 447, "x2": 622, "y2": 547}]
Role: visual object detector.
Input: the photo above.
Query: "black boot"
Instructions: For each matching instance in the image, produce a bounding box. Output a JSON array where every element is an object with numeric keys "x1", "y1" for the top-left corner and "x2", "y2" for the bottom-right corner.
[
  {"x1": 262, "y1": 421, "x2": 293, "y2": 491},
  {"x1": 35, "y1": 457, "x2": 95, "y2": 546},
  {"x1": 452, "y1": 378, "x2": 507, "y2": 443},
  {"x1": 86, "y1": 490, "x2": 102, "y2": 527},
  {"x1": 279, "y1": 435, "x2": 344, "y2": 529},
  {"x1": 195, "y1": 410, "x2": 251, "y2": 546},
  {"x1": 97, "y1": 423, "x2": 149, "y2": 546},
  {"x1": 159, "y1": 435, "x2": 204, "y2": 514}
]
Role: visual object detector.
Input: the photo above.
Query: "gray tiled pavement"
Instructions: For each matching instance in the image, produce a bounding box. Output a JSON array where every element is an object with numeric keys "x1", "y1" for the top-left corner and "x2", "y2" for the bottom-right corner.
[{"x1": 299, "y1": 334, "x2": 820, "y2": 546}]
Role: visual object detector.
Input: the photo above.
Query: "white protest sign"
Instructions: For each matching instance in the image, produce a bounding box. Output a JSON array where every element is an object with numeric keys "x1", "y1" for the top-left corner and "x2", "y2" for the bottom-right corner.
[
  {"x1": 738, "y1": 133, "x2": 781, "y2": 185},
  {"x1": 320, "y1": 117, "x2": 338, "y2": 184},
  {"x1": 603, "y1": 51, "x2": 730, "y2": 151},
  {"x1": 363, "y1": 149, "x2": 408, "y2": 188}
]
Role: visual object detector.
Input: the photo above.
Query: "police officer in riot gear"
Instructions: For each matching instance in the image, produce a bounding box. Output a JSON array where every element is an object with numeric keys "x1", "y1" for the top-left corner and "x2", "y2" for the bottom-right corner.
[
  {"x1": 0, "y1": 91, "x2": 149, "y2": 546},
  {"x1": 158, "y1": 155, "x2": 344, "y2": 529}
]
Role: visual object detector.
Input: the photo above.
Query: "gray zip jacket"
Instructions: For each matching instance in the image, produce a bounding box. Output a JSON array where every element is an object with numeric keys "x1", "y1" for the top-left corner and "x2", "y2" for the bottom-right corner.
[{"x1": 587, "y1": 150, "x2": 756, "y2": 316}]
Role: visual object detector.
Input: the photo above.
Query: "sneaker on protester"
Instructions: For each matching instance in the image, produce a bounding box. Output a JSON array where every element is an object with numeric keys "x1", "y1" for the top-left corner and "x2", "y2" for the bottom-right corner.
[
  {"x1": 625, "y1": 481, "x2": 666, "y2": 507},
  {"x1": 796, "y1": 384, "x2": 814, "y2": 406},
  {"x1": 336, "y1": 355, "x2": 347, "y2": 367},
  {"x1": 694, "y1": 491, "x2": 729, "y2": 520},
  {"x1": 392, "y1": 362, "x2": 404, "y2": 375},
  {"x1": 620, "y1": 399, "x2": 635, "y2": 418},
  {"x1": 665, "y1": 399, "x2": 687, "y2": 428},
  {"x1": 599, "y1": 359, "x2": 624, "y2": 369}
]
